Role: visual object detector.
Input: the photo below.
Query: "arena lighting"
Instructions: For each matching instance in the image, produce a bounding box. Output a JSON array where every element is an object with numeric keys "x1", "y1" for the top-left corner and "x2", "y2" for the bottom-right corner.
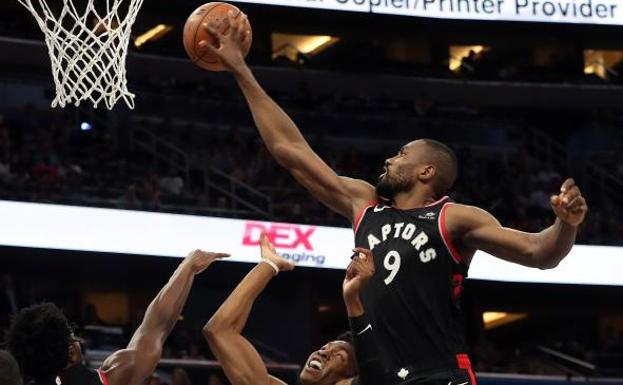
[
  {"x1": 584, "y1": 49, "x2": 623, "y2": 80},
  {"x1": 272, "y1": 33, "x2": 339, "y2": 61},
  {"x1": 449, "y1": 45, "x2": 489, "y2": 72},
  {"x1": 1, "y1": 200, "x2": 623, "y2": 286},
  {"x1": 482, "y1": 312, "x2": 527, "y2": 330},
  {"x1": 134, "y1": 24, "x2": 173, "y2": 48},
  {"x1": 80, "y1": 122, "x2": 92, "y2": 131}
]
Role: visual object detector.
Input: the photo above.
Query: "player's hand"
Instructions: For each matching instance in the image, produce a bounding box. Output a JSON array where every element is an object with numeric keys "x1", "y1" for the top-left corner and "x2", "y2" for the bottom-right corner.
[
  {"x1": 342, "y1": 248, "x2": 375, "y2": 300},
  {"x1": 259, "y1": 232, "x2": 295, "y2": 272},
  {"x1": 551, "y1": 178, "x2": 588, "y2": 227},
  {"x1": 183, "y1": 249, "x2": 230, "y2": 275},
  {"x1": 201, "y1": 11, "x2": 250, "y2": 71}
]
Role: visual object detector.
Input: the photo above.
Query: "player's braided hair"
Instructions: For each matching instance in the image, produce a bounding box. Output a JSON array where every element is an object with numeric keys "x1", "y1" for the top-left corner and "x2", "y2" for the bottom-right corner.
[{"x1": 7, "y1": 302, "x2": 72, "y2": 383}]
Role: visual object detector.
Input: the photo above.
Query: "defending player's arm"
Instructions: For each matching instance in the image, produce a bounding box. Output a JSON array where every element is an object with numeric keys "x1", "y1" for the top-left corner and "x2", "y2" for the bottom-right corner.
[
  {"x1": 449, "y1": 178, "x2": 587, "y2": 269},
  {"x1": 343, "y1": 248, "x2": 383, "y2": 385},
  {"x1": 203, "y1": 234, "x2": 294, "y2": 385},
  {"x1": 100, "y1": 250, "x2": 229, "y2": 385},
  {"x1": 201, "y1": 13, "x2": 376, "y2": 222}
]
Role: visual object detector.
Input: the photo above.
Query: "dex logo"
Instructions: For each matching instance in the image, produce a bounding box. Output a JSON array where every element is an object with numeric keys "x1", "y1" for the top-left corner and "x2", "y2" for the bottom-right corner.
[{"x1": 242, "y1": 222, "x2": 316, "y2": 251}]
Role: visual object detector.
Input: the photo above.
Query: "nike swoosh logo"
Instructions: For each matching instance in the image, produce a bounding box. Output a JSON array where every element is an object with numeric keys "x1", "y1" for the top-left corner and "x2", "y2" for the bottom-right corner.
[
  {"x1": 356, "y1": 324, "x2": 372, "y2": 336},
  {"x1": 447, "y1": 382, "x2": 469, "y2": 385}
]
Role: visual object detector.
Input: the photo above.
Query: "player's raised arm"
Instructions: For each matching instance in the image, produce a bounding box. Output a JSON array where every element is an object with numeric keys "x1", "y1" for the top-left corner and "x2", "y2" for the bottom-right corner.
[
  {"x1": 100, "y1": 250, "x2": 229, "y2": 385},
  {"x1": 203, "y1": 234, "x2": 294, "y2": 385},
  {"x1": 200, "y1": 12, "x2": 376, "y2": 222},
  {"x1": 343, "y1": 248, "x2": 383, "y2": 385},
  {"x1": 448, "y1": 178, "x2": 587, "y2": 269}
]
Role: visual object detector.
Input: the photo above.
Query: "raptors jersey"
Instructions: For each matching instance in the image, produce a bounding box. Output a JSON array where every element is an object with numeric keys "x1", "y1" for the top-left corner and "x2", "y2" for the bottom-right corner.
[{"x1": 354, "y1": 196, "x2": 473, "y2": 382}]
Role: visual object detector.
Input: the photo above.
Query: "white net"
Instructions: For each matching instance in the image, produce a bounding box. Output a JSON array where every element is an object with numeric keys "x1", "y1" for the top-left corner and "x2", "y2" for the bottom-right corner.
[{"x1": 17, "y1": 0, "x2": 145, "y2": 109}]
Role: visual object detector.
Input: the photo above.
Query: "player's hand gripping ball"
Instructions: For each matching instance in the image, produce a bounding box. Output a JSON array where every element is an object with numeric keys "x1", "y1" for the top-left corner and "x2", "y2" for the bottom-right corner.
[{"x1": 183, "y1": 2, "x2": 252, "y2": 71}]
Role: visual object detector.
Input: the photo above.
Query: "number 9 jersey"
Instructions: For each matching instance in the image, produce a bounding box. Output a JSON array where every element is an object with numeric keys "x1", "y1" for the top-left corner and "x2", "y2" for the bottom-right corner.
[{"x1": 353, "y1": 196, "x2": 476, "y2": 384}]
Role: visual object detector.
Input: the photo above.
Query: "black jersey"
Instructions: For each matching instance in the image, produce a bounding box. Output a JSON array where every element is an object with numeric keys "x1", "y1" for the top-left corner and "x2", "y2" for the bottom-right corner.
[{"x1": 353, "y1": 196, "x2": 475, "y2": 383}]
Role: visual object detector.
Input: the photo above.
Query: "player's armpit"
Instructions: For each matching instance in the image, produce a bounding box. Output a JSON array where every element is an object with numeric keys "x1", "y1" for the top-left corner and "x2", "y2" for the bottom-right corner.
[
  {"x1": 100, "y1": 347, "x2": 161, "y2": 385},
  {"x1": 445, "y1": 204, "x2": 547, "y2": 268}
]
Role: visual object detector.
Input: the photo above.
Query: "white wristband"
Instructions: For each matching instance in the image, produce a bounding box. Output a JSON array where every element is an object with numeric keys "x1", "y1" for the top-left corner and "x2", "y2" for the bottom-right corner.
[{"x1": 261, "y1": 259, "x2": 279, "y2": 275}]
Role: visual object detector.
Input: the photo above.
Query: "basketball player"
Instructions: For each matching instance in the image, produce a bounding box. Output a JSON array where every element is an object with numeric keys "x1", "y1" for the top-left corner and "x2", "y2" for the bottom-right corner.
[
  {"x1": 7, "y1": 249, "x2": 228, "y2": 385},
  {"x1": 202, "y1": 13, "x2": 588, "y2": 385},
  {"x1": 204, "y1": 233, "x2": 380, "y2": 385}
]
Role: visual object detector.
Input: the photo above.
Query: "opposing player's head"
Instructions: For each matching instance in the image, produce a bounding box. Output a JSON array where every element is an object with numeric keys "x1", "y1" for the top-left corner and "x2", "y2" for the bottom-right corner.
[
  {"x1": 376, "y1": 139, "x2": 458, "y2": 201},
  {"x1": 7, "y1": 302, "x2": 77, "y2": 383},
  {"x1": 0, "y1": 350, "x2": 22, "y2": 385},
  {"x1": 299, "y1": 332, "x2": 358, "y2": 385}
]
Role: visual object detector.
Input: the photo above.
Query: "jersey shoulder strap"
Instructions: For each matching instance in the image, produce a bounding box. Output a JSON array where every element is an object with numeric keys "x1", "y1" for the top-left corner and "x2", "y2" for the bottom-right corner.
[
  {"x1": 96, "y1": 370, "x2": 109, "y2": 385},
  {"x1": 353, "y1": 200, "x2": 379, "y2": 233},
  {"x1": 438, "y1": 198, "x2": 467, "y2": 264}
]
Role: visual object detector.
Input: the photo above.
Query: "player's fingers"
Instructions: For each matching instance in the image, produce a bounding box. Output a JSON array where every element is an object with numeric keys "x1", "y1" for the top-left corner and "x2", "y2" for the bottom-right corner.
[
  {"x1": 571, "y1": 203, "x2": 588, "y2": 215},
  {"x1": 198, "y1": 39, "x2": 219, "y2": 54},
  {"x1": 226, "y1": 10, "x2": 238, "y2": 36},
  {"x1": 353, "y1": 247, "x2": 373, "y2": 261},
  {"x1": 550, "y1": 195, "x2": 561, "y2": 207},
  {"x1": 241, "y1": 29, "x2": 251, "y2": 45},
  {"x1": 561, "y1": 178, "x2": 575, "y2": 193},
  {"x1": 561, "y1": 186, "x2": 580, "y2": 204},
  {"x1": 259, "y1": 232, "x2": 269, "y2": 247},
  {"x1": 564, "y1": 195, "x2": 580, "y2": 209},
  {"x1": 345, "y1": 263, "x2": 357, "y2": 280},
  {"x1": 351, "y1": 257, "x2": 364, "y2": 269},
  {"x1": 237, "y1": 14, "x2": 248, "y2": 39},
  {"x1": 211, "y1": 252, "x2": 231, "y2": 260},
  {"x1": 569, "y1": 196, "x2": 587, "y2": 212},
  {"x1": 203, "y1": 21, "x2": 221, "y2": 38}
]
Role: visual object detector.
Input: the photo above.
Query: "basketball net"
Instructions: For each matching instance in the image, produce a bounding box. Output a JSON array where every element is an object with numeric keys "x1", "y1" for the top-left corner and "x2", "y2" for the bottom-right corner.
[{"x1": 17, "y1": 0, "x2": 145, "y2": 109}]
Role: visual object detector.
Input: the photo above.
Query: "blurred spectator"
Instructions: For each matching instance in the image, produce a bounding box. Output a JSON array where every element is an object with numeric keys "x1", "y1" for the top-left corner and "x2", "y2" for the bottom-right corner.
[
  {"x1": 146, "y1": 373, "x2": 164, "y2": 385},
  {"x1": 139, "y1": 169, "x2": 161, "y2": 210},
  {"x1": 171, "y1": 368, "x2": 193, "y2": 385},
  {"x1": 207, "y1": 374, "x2": 226, "y2": 385},
  {"x1": 118, "y1": 184, "x2": 142, "y2": 210},
  {"x1": 183, "y1": 342, "x2": 206, "y2": 360},
  {"x1": 160, "y1": 174, "x2": 184, "y2": 196},
  {"x1": 0, "y1": 275, "x2": 18, "y2": 329}
]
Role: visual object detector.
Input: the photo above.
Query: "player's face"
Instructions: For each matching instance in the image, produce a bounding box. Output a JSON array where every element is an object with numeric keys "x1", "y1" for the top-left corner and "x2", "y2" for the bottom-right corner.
[
  {"x1": 299, "y1": 341, "x2": 357, "y2": 385},
  {"x1": 376, "y1": 140, "x2": 424, "y2": 199}
]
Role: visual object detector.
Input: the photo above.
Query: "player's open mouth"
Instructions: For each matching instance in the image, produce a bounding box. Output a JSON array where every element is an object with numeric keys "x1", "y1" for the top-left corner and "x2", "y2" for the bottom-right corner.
[{"x1": 307, "y1": 358, "x2": 323, "y2": 372}]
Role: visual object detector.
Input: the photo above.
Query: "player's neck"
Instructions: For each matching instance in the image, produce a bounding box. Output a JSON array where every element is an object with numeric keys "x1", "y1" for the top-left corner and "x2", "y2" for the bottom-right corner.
[{"x1": 392, "y1": 190, "x2": 437, "y2": 210}]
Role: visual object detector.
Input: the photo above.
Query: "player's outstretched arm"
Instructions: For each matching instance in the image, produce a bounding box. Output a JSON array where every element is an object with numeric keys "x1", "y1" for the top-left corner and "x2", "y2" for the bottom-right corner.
[
  {"x1": 448, "y1": 178, "x2": 587, "y2": 269},
  {"x1": 343, "y1": 248, "x2": 383, "y2": 385},
  {"x1": 203, "y1": 234, "x2": 294, "y2": 385},
  {"x1": 100, "y1": 250, "x2": 229, "y2": 385},
  {"x1": 200, "y1": 12, "x2": 376, "y2": 222}
]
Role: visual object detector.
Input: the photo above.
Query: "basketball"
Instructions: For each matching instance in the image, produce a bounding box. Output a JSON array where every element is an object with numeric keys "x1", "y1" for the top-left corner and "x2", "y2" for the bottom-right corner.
[{"x1": 183, "y1": 2, "x2": 252, "y2": 71}]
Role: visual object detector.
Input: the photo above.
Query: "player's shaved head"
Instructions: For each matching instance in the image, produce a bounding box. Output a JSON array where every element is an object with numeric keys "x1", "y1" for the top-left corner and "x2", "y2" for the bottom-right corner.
[{"x1": 419, "y1": 139, "x2": 458, "y2": 196}]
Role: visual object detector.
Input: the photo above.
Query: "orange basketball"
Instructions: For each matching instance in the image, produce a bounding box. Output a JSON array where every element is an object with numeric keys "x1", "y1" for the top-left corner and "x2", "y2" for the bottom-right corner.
[{"x1": 183, "y1": 2, "x2": 252, "y2": 71}]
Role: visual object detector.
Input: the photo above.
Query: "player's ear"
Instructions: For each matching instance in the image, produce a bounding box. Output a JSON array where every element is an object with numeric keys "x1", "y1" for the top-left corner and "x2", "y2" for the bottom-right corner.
[
  {"x1": 418, "y1": 165, "x2": 436, "y2": 182},
  {"x1": 68, "y1": 342, "x2": 80, "y2": 365}
]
